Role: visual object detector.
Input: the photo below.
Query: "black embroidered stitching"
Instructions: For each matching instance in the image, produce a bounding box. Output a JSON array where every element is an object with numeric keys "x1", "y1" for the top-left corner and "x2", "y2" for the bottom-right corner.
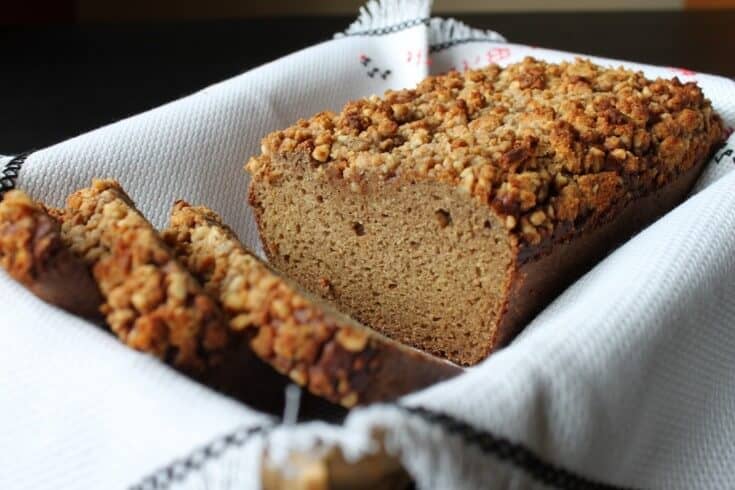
[
  {"x1": 341, "y1": 16, "x2": 505, "y2": 52},
  {"x1": 128, "y1": 405, "x2": 635, "y2": 490},
  {"x1": 341, "y1": 17, "x2": 430, "y2": 37},
  {"x1": 359, "y1": 54, "x2": 392, "y2": 80},
  {"x1": 0, "y1": 152, "x2": 32, "y2": 197},
  {"x1": 128, "y1": 423, "x2": 270, "y2": 490},
  {"x1": 345, "y1": 21, "x2": 503, "y2": 54},
  {"x1": 399, "y1": 405, "x2": 637, "y2": 490},
  {"x1": 429, "y1": 37, "x2": 501, "y2": 53},
  {"x1": 714, "y1": 147, "x2": 734, "y2": 165}
]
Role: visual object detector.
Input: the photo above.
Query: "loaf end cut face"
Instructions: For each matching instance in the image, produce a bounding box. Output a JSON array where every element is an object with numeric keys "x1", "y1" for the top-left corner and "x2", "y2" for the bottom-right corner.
[
  {"x1": 0, "y1": 190, "x2": 103, "y2": 319},
  {"x1": 246, "y1": 57, "x2": 724, "y2": 366},
  {"x1": 164, "y1": 201, "x2": 461, "y2": 408}
]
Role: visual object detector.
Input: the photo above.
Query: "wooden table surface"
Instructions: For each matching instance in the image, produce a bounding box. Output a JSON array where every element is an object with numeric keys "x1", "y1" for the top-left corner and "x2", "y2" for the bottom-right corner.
[{"x1": 1, "y1": 10, "x2": 733, "y2": 154}]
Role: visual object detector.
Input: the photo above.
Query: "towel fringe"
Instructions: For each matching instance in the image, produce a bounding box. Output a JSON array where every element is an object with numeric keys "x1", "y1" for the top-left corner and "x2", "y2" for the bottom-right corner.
[
  {"x1": 338, "y1": 0, "x2": 506, "y2": 46},
  {"x1": 428, "y1": 17, "x2": 506, "y2": 47},
  {"x1": 340, "y1": 0, "x2": 432, "y2": 36}
]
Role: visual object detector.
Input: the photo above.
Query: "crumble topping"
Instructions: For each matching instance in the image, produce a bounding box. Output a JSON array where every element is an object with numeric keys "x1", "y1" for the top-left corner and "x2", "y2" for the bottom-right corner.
[{"x1": 248, "y1": 57, "x2": 723, "y2": 249}]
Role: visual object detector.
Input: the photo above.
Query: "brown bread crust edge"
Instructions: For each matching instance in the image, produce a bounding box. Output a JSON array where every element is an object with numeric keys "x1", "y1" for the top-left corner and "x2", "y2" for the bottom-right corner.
[
  {"x1": 493, "y1": 157, "x2": 708, "y2": 349},
  {"x1": 164, "y1": 202, "x2": 461, "y2": 407},
  {"x1": 0, "y1": 190, "x2": 103, "y2": 319}
]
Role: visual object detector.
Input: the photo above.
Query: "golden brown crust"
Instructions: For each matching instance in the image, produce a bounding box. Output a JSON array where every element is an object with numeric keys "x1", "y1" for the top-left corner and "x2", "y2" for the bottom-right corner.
[
  {"x1": 247, "y1": 57, "x2": 724, "y2": 255},
  {"x1": 57, "y1": 180, "x2": 230, "y2": 372},
  {"x1": 495, "y1": 159, "x2": 709, "y2": 349},
  {"x1": 164, "y1": 202, "x2": 460, "y2": 407},
  {"x1": 0, "y1": 190, "x2": 103, "y2": 319}
]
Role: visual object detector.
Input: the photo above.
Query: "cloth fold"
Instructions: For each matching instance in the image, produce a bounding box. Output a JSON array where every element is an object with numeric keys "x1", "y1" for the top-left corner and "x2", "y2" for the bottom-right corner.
[{"x1": 2, "y1": 1, "x2": 735, "y2": 488}]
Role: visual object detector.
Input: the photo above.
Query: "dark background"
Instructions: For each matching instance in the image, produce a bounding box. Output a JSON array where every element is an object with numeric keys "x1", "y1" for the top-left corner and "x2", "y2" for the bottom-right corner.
[{"x1": 1, "y1": 11, "x2": 734, "y2": 154}]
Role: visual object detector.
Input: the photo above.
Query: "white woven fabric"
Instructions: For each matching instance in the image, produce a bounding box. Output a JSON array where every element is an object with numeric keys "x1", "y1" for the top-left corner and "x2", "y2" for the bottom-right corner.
[{"x1": 2, "y1": 1, "x2": 735, "y2": 488}]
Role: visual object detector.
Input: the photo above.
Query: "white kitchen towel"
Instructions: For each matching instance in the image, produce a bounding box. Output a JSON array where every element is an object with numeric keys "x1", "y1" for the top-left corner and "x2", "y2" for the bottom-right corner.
[{"x1": 2, "y1": 1, "x2": 735, "y2": 488}]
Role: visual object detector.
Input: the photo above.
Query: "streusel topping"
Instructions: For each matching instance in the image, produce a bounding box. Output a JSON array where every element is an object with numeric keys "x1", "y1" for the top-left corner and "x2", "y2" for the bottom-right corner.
[{"x1": 248, "y1": 57, "x2": 723, "y2": 248}]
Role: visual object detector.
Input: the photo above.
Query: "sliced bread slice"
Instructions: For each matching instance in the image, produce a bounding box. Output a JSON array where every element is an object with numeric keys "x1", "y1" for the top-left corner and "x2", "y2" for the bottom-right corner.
[{"x1": 57, "y1": 179, "x2": 231, "y2": 372}]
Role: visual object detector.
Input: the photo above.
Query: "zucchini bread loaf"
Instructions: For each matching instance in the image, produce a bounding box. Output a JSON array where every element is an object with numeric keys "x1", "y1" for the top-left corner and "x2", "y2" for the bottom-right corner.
[{"x1": 246, "y1": 57, "x2": 724, "y2": 366}]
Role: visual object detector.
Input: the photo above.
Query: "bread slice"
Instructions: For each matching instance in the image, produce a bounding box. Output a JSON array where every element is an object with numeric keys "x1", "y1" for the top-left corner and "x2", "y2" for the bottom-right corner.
[
  {"x1": 246, "y1": 57, "x2": 724, "y2": 365},
  {"x1": 163, "y1": 201, "x2": 460, "y2": 407},
  {"x1": 0, "y1": 190, "x2": 102, "y2": 319},
  {"x1": 57, "y1": 179, "x2": 231, "y2": 372},
  {"x1": 6, "y1": 181, "x2": 347, "y2": 415}
]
